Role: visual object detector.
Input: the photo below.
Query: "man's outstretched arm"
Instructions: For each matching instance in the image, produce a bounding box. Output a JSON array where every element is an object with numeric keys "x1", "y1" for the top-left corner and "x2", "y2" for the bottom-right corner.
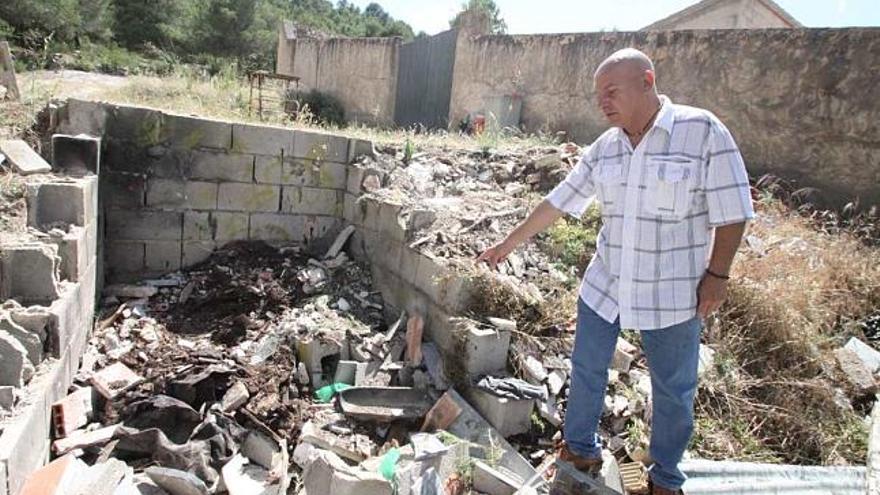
[{"x1": 477, "y1": 200, "x2": 565, "y2": 269}]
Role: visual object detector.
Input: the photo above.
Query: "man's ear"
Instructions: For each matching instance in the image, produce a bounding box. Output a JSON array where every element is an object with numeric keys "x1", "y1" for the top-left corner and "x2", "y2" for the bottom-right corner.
[{"x1": 644, "y1": 70, "x2": 656, "y2": 91}]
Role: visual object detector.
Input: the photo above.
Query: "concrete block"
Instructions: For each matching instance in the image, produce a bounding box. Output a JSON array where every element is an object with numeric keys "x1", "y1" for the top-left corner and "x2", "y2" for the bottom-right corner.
[
  {"x1": 343, "y1": 193, "x2": 364, "y2": 225},
  {"x1": 334, "y1": 361, "x2": 367, "y2": 386},
  {"x1": 281, "y1": 159, "x2": 322, "y2": 187},
  {"x1": 317, "y1": 162, "x2": 348, "y2": 190},
  {"x1": 185, "y1": 181, "x2": 218, "y2": 210},
  {"x1": 249, "y1": 214, "x2": 304, "y2": 242},
  {"x1": 189, "y1": 151, "x2": 254, "y2": 182},
  {"x1": 293, "y1": 130, "x2": 349, "y2": 162},
  {"x1": 465, "y1": 387, "x2": 535, "y2": 438},
  {"x1": 0, "y1": 242, "x2": 60, "y2": 304},
  {"x1": 413, "y1": 253, "x2": 446, "y2": 303},
  {"x1": 183, "y1": 241, "x2": 216, "y2": 267},
  {"x1": 330, "y1": 466, "x2": 392, "y2": 495},
  {"x1": 106, "y1": 210, "x2": 183, "y2": 241},
  {"x1": 105, "y1": 104, "x2": 164, "y2": 147},
  {"x1": 218, "y1": 183, "x2": 279, "y2": 212},
  {"x1": 297, "y1": 337, "x2": 348, "y2": 388},
  {"x1": 51, "y1": 134, "x2": 100, "y2": 176},
  {"x1": 0, "y1": 313, "x2": 42, "y2": 366},
  {"x1": 303, "y1": 451, "x2": 352, "y2": 495},
  {"x1": 348, "y1": 139, "x2": 375, "y2": 163},
  {"x1": 102, "y1": 138, "x2": 149, "y2": 174},
  {"x1": 254, "y1": 155, "x2": 283, "y2": 183},
  {"x1": 472, "y1": 460, "x2": 520, "y2": 495},
  {"x1": 232, "y1": 124, "x2": 294, "y2": 156},
  {"x1": 0, "y1": 139, "x2": 51, "y2": 175},
  {"x1": 100, "y1": 172, "x2": 145, "y2": 209},
  {"x1": 183, "y1": 212, "x2": 212, "y2": 241},
  {"x1": 161, "y1": 113, "x2": 232, "y2": 150},
  {"x1": 0, "y1": 330, "x2": 34, "y2": 387},
  {"x1": 458, "y1": 319, "x2": 511, "y2": 377},
  {"x1": 146, "y1": 178, "x2": 185, "y2": 207},
  {"x1": 46, "y1": 226, "x2": 86, "y2": 283},
  {"x1": 105, "y1": 241, "x2": 145, "y2": 274},
  {"x1": 145, "y1": 467, "x2": 209, "y2": 495},
  {"x1": 362, "y1": 198, "x2": 382, "y2": 232},
  {"x1": 26, "y1": 179, "x2": 93, "y2": 228},
  {"x1": 396, "y1": 245, "x2": 422, "y2": 286},
  {"x1": 346, "y1": 166, "x2": 365, "y2": 195},
  {"x1": 307, "y1": 216, "x2": 344, "y2": 245},
  {"x1": 213, "y1": 212, "x2": 249, "y2": 241},
  {"x1": 377, "y1": 202, "x2": 405, "y2": 241},
  {"x1": 60, "y1": 98, "x2": 109, "y2": 136},
  {"x1": 281, "y1": 187, "x2": 341, "y2": 216},
  {"x1": 144, "y1": 241, "x2": 182, "y2": 273}
]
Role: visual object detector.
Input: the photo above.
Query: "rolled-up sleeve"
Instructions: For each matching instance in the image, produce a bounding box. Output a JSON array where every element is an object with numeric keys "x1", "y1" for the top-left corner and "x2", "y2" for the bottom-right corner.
[
  {"x1": 704, "y1": 121, "x2": 755, "y2": 227},
  {"x1": 545, "y1": 144, "x2": 598, "y2": 218}
]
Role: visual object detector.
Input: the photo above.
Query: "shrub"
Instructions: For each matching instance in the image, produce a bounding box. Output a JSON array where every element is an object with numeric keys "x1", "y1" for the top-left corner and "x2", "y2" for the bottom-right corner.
[{"x1": 285, "y1": 89, "x2": 346, "y2": 127}]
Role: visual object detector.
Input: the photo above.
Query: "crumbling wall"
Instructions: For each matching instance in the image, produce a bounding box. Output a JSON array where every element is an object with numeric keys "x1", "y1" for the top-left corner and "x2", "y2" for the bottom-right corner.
[
  {"x1": 54, "y1": 99, "x2": 373, "y2": 282},
  {"x1": 449, "y1": 28, "x2": 880, "y2": 207},
  {"x1": 0, "y1": 175, "x2": 98, "y2": 495},
  {"x1": 282, "y1": 37, "x2": 401, "y2": 126}
]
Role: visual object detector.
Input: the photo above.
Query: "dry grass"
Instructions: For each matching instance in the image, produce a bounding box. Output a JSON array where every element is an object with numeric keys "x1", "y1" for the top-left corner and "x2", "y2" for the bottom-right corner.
[{"x1": 693, "y1": 194, "x2": 880, "y2": 465}]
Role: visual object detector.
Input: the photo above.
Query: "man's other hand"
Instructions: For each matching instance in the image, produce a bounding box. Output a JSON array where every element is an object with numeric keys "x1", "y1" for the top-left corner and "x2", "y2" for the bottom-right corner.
[{"x1": 697, "y1": 273, "x2": 728, "y2": 318}]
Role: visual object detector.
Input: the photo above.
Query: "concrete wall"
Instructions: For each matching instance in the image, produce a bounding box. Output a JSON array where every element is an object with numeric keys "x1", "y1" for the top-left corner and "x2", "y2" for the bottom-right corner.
[
  {"x1": 55, "y1": 99, "x2": 374, "y2": 282},
  {"x1": 279, "y1": 35, "x2": 401, "y2": 126},
  {"x1": 449, "y1": 28, "x2": 880, "y2": 207}
]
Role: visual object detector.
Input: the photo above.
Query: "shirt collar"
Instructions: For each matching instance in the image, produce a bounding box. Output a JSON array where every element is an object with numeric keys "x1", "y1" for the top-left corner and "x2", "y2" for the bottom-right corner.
[{"x1": 613, "y1": 94, "x2": 675, "y2": 142}]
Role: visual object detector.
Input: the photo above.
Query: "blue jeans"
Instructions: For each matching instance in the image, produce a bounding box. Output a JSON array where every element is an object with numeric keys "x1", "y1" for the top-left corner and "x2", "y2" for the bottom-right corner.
[{"x1": 563, "y1": 297, "x2": 701, "y2": 490}]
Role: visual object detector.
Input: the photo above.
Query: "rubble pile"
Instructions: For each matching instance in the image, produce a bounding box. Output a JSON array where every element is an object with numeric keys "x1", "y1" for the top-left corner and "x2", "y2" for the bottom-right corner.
[{"x1": 357, "y1": 144, "x2": 582, "y2": 288}]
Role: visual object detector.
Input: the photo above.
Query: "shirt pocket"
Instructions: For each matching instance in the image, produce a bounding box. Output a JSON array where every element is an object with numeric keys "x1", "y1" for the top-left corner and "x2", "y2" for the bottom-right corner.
[
  {"x1": 643, "y1": 156, "x2": 699, "y2": 219},
  {"x1": 592, "y1": 160, "x2": 625, "y2": 215}
]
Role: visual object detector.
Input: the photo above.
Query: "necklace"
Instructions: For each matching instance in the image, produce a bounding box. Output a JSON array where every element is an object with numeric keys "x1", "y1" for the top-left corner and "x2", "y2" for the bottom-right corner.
[{"x1": 625, "y1": 102, "x2": 662, "y2": 138}]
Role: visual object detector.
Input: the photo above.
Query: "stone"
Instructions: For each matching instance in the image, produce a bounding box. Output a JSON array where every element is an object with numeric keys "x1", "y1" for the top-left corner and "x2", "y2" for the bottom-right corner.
[
  {"x1": 334, "y1": 361, "x2": 367, "y2": 386},
  {"x1": 835, "y1": 347, "x2": 877, "y2": 394},
  {"x1": 520, "y1": 355, "x2": 548, "y2": 384},
  {"x1": 145, "y1": 467, "x2": 209, "y2": 495},
  {"x1": 91, "y1": 362, "x2": 143, "y2": 399},
  {"x1": 302, "y1": 450, "x2": 351, "y2": 495},
  {"x1": 697, "y1": 344, "x2": 716, "y2": 378},
  {"x1": 222, "y1": 454, "x2": 276, "y2": 495},
  {"x1": 421, "y1": 343, "x2": 449, "y2": 390},
  {"x1": 611, "y1": 346, "x2": 634, "y2": 373},
  {"x1": 0, "y1": 330, "x2": 34, "y2": 387},
  {"x1": 844, "y1": 337, "x2": 880, "y2": 373},
  {"x1": 53, "y1": 424, "x2": 120, "y2": 456},
  {"x1": 537, "y1": 398, "x2": 562, "y2": 428},
  {"x1": 72, "y1": 458, "x2": 132, "y2": 495},
  {"x1": 472, "y1": 460, "x2": 521, "y2": 495},
  {"x1": 324, "y1": 225, "x2": 355, "y2": 259},
  {"x1": 220, "y1": 382, "x2": 250, "y2": 412},
  {"x1": 0, "y1": 140, "x2": 51, "y2": 174},
  {"x1": 547, "y1": 370, "x2": 566, "y2": 396},
  {"x1": 51, "y1": 387, "x2": 94, "y2": 438}
]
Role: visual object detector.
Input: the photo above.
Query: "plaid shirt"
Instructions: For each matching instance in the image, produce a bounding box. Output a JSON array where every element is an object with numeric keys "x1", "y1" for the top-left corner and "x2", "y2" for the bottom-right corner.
[{"x1": 546, "y1": 96, "x2": 754, "y2": 330}]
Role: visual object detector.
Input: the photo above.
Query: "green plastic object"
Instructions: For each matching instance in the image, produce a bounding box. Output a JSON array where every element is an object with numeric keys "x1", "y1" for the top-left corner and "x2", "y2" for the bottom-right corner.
[
  {"x1": 379, "y1": 448, "x2": 401, "y2": 480},
  {"x1": 314, "y1": 382, "x2": 352, "y2": 403}
]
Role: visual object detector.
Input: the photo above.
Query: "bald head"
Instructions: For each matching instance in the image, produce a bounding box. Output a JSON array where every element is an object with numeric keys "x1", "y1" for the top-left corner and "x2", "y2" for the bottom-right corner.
[
  {"x1": 594, "y1": 48, "x2": 655, "y2": 80},
  {"x1": 593, "y1": 48, "x2": 661, "y2": 133}
]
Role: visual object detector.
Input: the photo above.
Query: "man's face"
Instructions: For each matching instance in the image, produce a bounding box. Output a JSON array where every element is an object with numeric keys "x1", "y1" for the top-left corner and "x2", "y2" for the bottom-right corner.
[{"x1": 594, "y1": 63, "x2": 651, "y2": 128}]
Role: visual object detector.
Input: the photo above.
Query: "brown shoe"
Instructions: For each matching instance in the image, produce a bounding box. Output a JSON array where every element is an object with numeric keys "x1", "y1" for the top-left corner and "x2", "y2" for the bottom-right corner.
[
  {"x1": 557, "y1": 441, "x2": 603, "y2": 476},
  {"x1": 649, "y1": 478, "x2": 683, "y2": 495}
]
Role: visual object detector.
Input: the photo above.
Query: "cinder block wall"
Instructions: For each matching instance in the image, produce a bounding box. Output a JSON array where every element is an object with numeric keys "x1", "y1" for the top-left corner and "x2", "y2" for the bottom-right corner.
[{"x1": 54, "y1": 99, "x2": 373, "y2": 282}]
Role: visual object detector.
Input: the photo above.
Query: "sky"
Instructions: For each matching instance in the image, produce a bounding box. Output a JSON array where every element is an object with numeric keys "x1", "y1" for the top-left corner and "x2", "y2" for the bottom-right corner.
[{"x1": 348, "y1": 0, "x2": 880, "y2": 35}]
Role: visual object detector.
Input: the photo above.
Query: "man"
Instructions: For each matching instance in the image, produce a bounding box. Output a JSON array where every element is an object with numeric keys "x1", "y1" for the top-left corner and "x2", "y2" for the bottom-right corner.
[{"x1": 478, "y1": 48, "x2": 753, "y2": 494}]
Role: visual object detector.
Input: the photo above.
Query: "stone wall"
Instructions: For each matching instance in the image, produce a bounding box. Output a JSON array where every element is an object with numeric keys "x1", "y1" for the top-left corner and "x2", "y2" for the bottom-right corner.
[
  {"x1": 449, "y1": 28, "x2": 880, "y2": 207},
  {"x1": 279, "y1": 35, "x2": 401, "y2": 126},
  {"x1": 55, "y1": 99, "x2": 374, "y2": 282}
]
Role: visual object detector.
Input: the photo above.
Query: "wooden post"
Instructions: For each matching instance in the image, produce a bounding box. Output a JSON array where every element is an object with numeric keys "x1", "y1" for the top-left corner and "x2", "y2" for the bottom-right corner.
[{"x1": 0, "y1": 41, "x2": 20, "y2": 101}]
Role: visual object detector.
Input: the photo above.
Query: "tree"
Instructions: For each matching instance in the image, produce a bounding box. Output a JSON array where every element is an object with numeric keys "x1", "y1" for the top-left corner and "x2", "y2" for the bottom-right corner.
[
  {"x1": 192, "y1": 0, "x2": 256, "y2": 56},
  {"x1": 112, "y1": 0, "x2": 181, "y2": 49},
  {"x1": 449, "y1": 0, "x2": 507, "y2": 34}
]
